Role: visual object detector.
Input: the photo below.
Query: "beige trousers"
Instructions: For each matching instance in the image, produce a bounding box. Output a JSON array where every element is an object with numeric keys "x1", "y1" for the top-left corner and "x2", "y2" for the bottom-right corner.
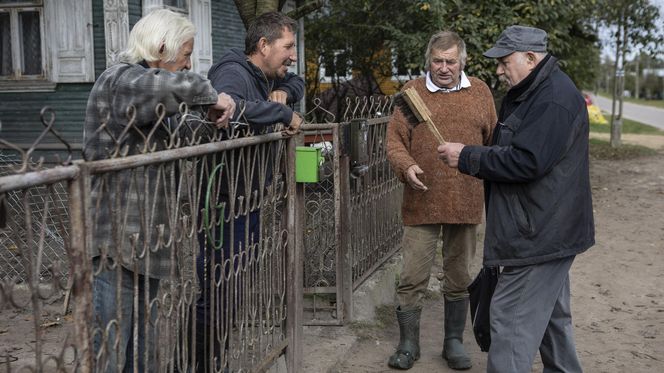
[{"x1": 397, "y1": 224, "x2": 477, "y2": 309}]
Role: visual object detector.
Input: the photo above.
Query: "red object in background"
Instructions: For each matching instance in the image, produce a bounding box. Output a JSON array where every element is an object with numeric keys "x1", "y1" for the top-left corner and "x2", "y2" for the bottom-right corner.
[{"x1": 583, "y1": 94, "x2": 593, "y2": 106}]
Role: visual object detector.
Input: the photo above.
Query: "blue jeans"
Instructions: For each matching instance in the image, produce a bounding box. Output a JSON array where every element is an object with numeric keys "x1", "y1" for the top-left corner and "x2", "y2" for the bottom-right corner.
[{"x1": 92, "y1": 257, "x2": 160, "y2": 373}]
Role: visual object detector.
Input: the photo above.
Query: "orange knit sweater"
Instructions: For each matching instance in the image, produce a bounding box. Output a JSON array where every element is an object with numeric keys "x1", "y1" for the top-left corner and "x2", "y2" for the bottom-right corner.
[{"x1": 387, "y1": 76, "x2": 497, "y2": 225}]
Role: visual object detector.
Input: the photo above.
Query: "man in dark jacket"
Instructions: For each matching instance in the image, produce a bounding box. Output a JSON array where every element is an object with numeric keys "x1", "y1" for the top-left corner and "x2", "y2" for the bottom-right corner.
[
  {"x1": 207, "y1": 12, "x2": 303, "y2": 133},
  {"x1": 192, "y1": 12, "x2": 305, "y2": 372},
  {"x1": 438, "y1": 25, "x2": 595, "y2": 372}
]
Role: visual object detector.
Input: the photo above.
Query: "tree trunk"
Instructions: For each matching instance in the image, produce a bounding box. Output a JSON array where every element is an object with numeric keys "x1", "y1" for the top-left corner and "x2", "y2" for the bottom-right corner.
[
  {"x1": 233, "y1": 0, "x2": 280, "y2": 30},
  {"x1": 634, "y1": 56, "x2": 640, "y2": 99},
  {"x1": 610, "y1": 7, "x2": 624, "y2": 148},
  {"x1": 256, "y1": 0, "x2": 280, "y2": 18},
  {"x1": 615, "y1": 16, "x2": 629, "y2": 148},
  {"x1": 234, "y1": 0, "x2": 257, "y2": 30}
]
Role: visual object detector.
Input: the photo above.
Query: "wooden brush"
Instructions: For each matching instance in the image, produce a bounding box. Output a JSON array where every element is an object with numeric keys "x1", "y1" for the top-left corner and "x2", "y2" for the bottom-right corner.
[{"x1": 394, "y1": 87, "x2": 446, "y2": 145}]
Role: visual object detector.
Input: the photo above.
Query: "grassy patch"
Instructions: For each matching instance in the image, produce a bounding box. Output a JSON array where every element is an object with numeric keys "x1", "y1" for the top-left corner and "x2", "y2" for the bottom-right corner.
[
  {"x1": 590, "y1": 115, "x2": 664, "y2": 135},
  {"x1": 589, "y1": 138, "x2": 657, "y2": 160},
  {"x1": 597, "y1": 92, "x2": 664, "y2": 109}
]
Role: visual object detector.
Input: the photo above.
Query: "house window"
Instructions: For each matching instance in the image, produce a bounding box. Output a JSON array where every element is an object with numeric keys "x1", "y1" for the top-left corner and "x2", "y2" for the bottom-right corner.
[
  {"x1": 163, "y1": 0, "x2": 188, "y2": 11},
  {"x1": 0, "y1": 0, "x2": 45, "y2": 80}
]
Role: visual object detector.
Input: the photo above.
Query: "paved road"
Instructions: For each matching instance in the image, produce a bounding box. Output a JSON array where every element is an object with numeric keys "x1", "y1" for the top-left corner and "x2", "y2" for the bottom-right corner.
[{"x1": 591, "y1": 94, "x2": 664, "y2": 130}]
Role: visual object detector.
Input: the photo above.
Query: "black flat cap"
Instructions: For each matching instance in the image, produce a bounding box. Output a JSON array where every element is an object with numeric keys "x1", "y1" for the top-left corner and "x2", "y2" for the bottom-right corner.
[{"x1": 484, "y1": 25, "x2": 548, "y2": 58}]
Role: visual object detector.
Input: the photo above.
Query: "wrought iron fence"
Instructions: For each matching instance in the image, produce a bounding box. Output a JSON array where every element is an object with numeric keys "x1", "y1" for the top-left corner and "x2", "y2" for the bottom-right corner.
[
  {"x1": 0, "y1": 143, "x2": 70, "y2": 283},
  {"x1": 0, "y1": 96, "x2": 405, "y2": 370},
  {"x1": 0, "y1": 107, "x2": 302, "y2": 373},
  {"x1": 301, "y1": 97, "x2": 403, "y2": 325}
]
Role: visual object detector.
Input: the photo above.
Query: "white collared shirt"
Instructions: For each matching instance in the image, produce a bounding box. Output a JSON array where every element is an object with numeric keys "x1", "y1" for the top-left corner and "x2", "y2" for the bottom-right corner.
[{"x1": 425, "y1": 71, "x2": 471, "y2": 93}]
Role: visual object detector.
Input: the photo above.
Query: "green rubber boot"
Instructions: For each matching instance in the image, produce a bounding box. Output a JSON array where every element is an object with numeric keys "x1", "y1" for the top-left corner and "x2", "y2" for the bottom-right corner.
[
  {"x1": 442, "y1": 298, "x2": 472, "y2": 370},
  {"x1": 387, "y1": 307, "x2": 421, "y2": 370}
]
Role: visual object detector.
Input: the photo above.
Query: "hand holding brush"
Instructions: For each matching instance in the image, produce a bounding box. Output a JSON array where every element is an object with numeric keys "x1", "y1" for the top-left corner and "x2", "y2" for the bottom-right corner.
[{"x1": 394, "y1": 87, "x2": 446, "y2": 145}]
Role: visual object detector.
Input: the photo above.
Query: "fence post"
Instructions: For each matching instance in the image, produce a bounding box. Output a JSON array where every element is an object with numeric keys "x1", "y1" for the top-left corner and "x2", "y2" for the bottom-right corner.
[
  {"x1": 67, "y1": 164, "x2": 93, "y2": 372},
  {"x1": 334, "y1": 123, "x2": 353, "y2": 322},
  {"x1": 286, "y1": 135, "x2": 303, "y2": 372}
]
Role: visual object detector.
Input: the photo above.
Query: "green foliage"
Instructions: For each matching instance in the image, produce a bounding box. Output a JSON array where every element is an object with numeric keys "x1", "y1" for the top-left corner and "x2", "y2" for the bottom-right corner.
[
  {"x1": 304, "y1": 0, "x2": 450, "y2": 115},
  {"x1": 305, "y1": 0, "x2": 447, "y2": 80},
  {"x1": 597, "y1": 0, "x2": 663, "y2": 58},
  {"x1": 439, "y1": 0, "x2": 600, "y2": 89},
  {"x1": 305, "y1": 0, "x2": 603, "y2": 101}
]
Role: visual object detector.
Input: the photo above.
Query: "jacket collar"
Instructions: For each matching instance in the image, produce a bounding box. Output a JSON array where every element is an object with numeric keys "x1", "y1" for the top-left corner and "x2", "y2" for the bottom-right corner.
[
  {"x1": 513, "y1": 54, "x2": 557, "y2": 103},
  {"x1": 425, "y1": 71, "x2": 472, "y2": 92}
]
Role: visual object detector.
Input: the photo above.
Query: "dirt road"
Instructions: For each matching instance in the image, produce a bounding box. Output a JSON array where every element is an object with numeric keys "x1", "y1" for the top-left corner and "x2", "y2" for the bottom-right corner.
[{"x1": 329, "y1": 151, "x2": 664, "y2": 372}]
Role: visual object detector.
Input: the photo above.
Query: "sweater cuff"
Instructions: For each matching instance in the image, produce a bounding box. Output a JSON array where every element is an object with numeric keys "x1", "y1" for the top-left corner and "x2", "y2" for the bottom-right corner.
[{"x1": 458, "y1": 145, "x2": 485, "y2": 176}]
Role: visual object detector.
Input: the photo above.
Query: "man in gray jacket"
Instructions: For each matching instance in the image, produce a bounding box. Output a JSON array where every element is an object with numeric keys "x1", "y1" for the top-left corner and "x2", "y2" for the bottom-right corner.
[{"x1": 438, "y1": 25, "x2": 595, "y2": 372}]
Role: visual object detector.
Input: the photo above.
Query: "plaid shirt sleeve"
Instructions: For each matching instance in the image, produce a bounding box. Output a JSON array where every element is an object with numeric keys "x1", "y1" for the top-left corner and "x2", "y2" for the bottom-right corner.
[
  {"x1": 83, "y1": 63, "x2": 220, "y2": 279},
  {"x1": 106, "y1": 63, "x2": 218, "y2": 126},
  {"x1": 84, "y1": 63, "x2": 219, "y2": 160}
]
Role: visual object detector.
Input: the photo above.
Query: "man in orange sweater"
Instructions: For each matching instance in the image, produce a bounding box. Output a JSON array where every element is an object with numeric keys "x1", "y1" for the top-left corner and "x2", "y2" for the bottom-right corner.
[{"x1": 386, "y1": 31, "x2": 496, "y2": 370}]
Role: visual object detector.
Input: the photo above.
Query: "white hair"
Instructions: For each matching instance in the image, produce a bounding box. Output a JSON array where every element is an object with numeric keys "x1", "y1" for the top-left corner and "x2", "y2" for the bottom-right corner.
[{"x1": 119, "y1": 9, "x2": 195, "y2": 64}]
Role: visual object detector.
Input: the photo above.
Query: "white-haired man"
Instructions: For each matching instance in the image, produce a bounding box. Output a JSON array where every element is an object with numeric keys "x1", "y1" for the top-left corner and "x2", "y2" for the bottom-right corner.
[{"x1": 83, "y1": 9, "x2": 235, "y2": 373}]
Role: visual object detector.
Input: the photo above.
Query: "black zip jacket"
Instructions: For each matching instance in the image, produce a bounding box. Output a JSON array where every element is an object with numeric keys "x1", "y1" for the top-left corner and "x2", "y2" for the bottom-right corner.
[{"x1": 458, "y1": 56, "x2": 595, "y2": 266}]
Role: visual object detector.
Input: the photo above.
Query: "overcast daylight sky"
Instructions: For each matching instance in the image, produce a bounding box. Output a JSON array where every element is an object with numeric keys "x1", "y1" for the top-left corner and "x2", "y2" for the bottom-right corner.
[{"x1": 599, "y1": 0, "x2": 664, "y2": 59}]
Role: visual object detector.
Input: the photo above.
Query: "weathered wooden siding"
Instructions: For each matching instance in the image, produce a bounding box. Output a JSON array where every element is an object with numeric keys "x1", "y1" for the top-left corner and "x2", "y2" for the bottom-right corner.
[
  {"x1": 212, "y1": 0, "x2": 246, "y2": 62},
  {"x1": 128, "y1": 0, "x2": 142, "y2": 29},
  {"x1": 0, "y1": 0, "x2": 107, "y2": 151},
  {"x1": 93, "y1": 0, "x2": 107, "y2": 79},
  {"x1": 0, "y1": 84, "x2": 92, "y2": 150},
  {"x1": 0, "y1": 0, "x2": 257, "y2": 151}
]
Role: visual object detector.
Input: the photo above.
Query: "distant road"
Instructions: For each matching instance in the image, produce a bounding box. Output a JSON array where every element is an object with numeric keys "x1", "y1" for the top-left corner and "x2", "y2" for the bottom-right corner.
[{"x1": 591, "y1": 94, "x2": 664, "y2": 131}]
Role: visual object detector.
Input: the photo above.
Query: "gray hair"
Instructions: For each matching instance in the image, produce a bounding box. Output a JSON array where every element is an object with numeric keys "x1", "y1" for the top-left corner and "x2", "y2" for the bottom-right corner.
[
  {"x1": 244, "y1": 12, "x2": 297, "y2": 55},
  {"x1": 425, "y1": 31, "x2": 467, "y2": 71},
  {"x1": 120, "y1": 9, "x2": 196, "y2": 64}
]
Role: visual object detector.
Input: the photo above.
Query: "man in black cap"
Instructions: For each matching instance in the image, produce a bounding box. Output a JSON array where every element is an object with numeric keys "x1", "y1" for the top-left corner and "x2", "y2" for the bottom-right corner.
[{"x1": 437, "y1": 25, "x2": 595, "y2": 372}]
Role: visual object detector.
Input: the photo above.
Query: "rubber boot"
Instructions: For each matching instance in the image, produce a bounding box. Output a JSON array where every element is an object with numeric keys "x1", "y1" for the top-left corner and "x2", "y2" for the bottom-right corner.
[
  {"x1": 442, "y1": 298, "x2": 472, "y2": 370},
  {"x1": 387, "y1": 307, "x2": 421, "y2": 370}
]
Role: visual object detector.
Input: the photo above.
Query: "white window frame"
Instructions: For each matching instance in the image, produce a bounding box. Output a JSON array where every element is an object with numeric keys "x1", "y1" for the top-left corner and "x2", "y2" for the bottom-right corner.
[
  {"x1": 391, "y1": 49, "x2": 423, "y2": 82},
  {"x1": 0, "y1": 1, "x2": 47, "y2": 82},
  {"x1": 143, "y1": 0, "x2": 212, "y2": 76},
  {"x1": 0, "y1": 0, "x2": 95, "y2": 92},
  {"x1": 319, "y1": 51, "x2": 353, "y2": 84},
  {"x1": 162, "y1": 0, "x2": 188, "y2": 13}
]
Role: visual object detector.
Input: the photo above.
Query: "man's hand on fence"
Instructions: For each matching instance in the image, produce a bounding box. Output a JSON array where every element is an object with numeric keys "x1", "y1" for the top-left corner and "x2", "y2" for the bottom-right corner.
[
  {"x1": 405, "y1": 165, "x2": 428, "y2": 191},
  {"x1": 284, "y1": 112, "x2": 303, "y2": 136},
  {"x1": 208, "y1": 92, "x2": 236, "y2": 128}
]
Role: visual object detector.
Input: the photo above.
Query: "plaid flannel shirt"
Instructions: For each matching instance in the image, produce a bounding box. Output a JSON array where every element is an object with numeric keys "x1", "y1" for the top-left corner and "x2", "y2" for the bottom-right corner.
[{"x1": 83, "y1": 62, "x2": 218, "y2": 279}]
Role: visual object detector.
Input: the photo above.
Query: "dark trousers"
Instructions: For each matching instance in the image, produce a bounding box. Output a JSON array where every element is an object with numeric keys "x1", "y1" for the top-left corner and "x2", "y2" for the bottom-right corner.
[
  {"x1": 192, "y1": 210, "x2": 260, "y2": 372},
  {"x1": 487, "y1": 256, "x2": 582, "y2": 373}
]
